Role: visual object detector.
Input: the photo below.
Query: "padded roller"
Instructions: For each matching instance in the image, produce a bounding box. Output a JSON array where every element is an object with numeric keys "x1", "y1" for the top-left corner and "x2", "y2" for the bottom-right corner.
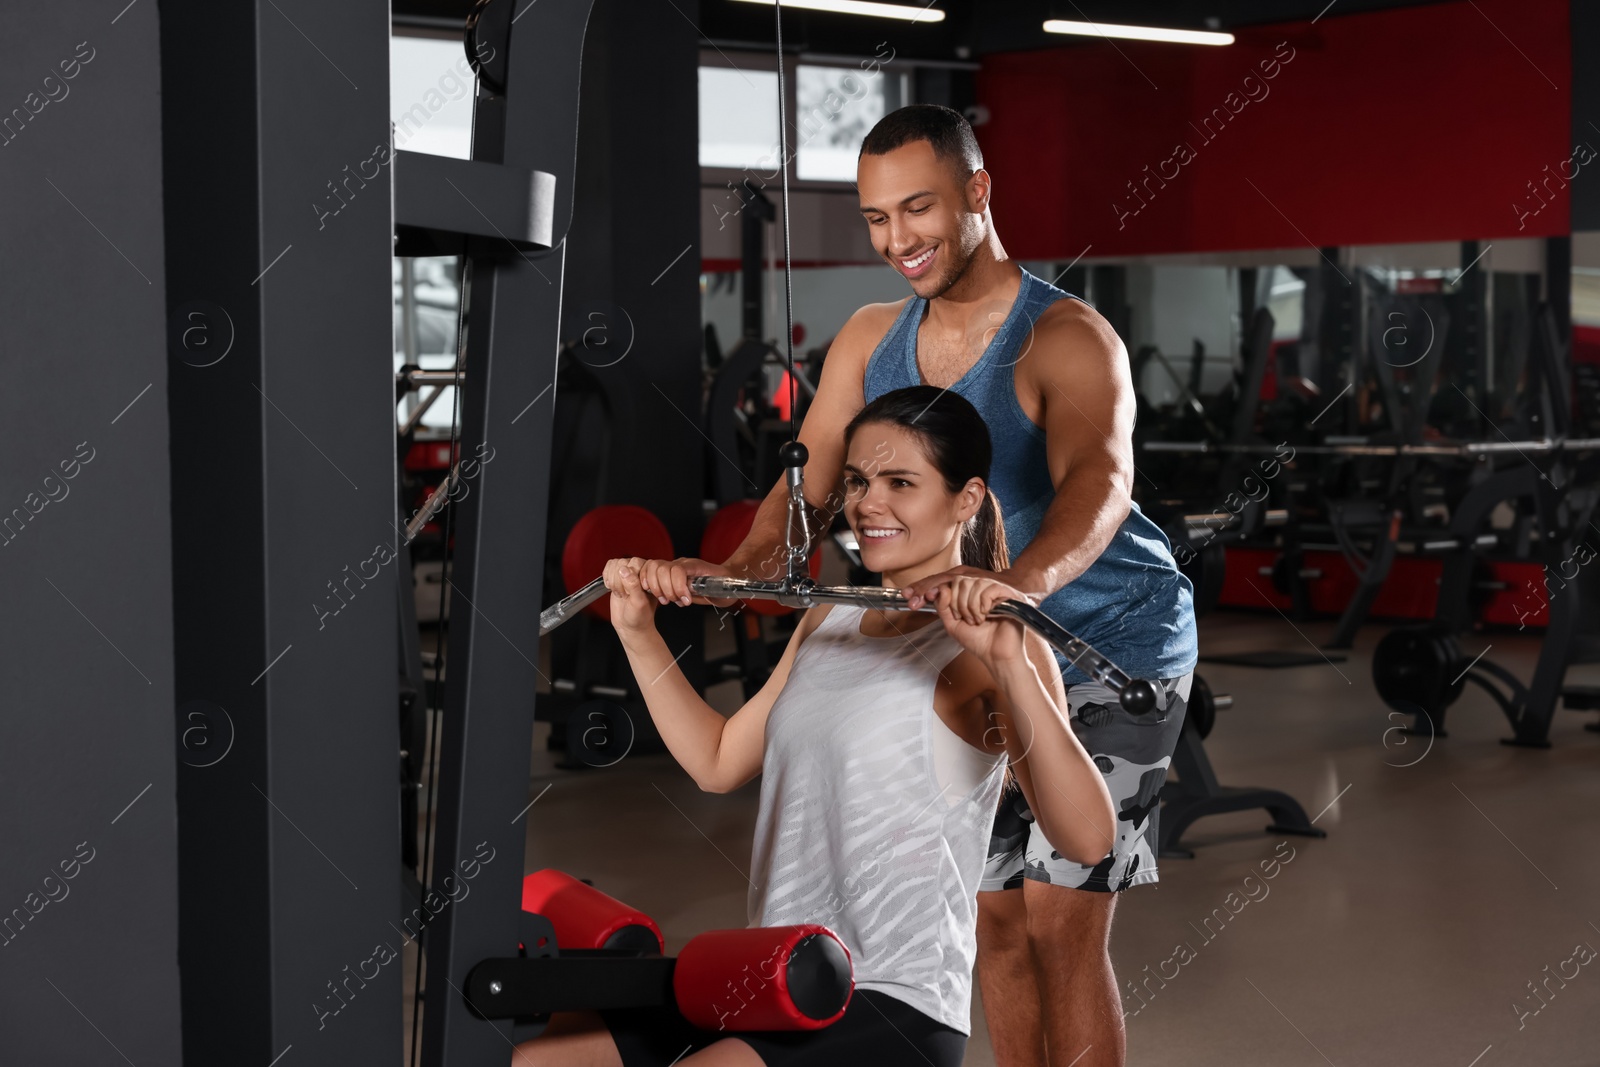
[
  {"x1": 673, "y1": 925, "x2": 852, "y2": 1032},
  {"x1": 520, "y1": 869, "x2": 664, "y2": 954}
]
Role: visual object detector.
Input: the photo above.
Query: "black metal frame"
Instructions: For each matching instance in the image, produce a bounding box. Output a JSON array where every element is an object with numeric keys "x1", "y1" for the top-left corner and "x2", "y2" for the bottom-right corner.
[
  {"x1": 164, "y1": 1, "x2": 403, "y2": 1062},
  {"x1": 1159, "y1": 716, "x2": 1325, "y2": 859},
  {"x1": 1381, "y1": 306, "x2": 1600, "y2": 747},
  {"x1": 406, "y1": 3, "x2": 595, "y2": 1063}
]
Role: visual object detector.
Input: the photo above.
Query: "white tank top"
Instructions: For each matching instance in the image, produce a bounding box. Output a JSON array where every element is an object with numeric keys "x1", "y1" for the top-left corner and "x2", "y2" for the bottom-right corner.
[{"x1": 748, "y1": 604, "x2": 1010, "y2": 1034}]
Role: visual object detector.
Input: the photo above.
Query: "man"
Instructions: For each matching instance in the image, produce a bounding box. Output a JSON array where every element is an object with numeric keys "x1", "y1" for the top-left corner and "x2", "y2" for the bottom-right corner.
[{"x1": 638, "y1": 105, "x2": 1196, "y2": 1066}]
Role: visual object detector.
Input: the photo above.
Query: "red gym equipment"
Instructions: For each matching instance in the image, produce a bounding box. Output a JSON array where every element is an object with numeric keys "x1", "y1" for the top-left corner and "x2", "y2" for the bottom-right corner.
[
  {"x1": 467, "y1": 870, "x2": 854, "y2": 1038},
  {"x1": 561, "y1": 504, "x2": 675, "y2": 624}
]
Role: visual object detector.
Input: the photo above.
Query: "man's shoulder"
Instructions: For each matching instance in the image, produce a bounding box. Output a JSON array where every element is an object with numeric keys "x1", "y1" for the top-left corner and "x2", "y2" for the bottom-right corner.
[
  {"x1": 834, "y1": 298, "x2": 912, "y2": 369},
  {"x1": 1033, "y1": 291, "x2": 1104, "y2": 333},
  {"x1": 1027, "y1": 293, "x2": 1124, "y2": 364},
  {"x1": 846, "y1": 298, "x2": 911, "y2": 338}
]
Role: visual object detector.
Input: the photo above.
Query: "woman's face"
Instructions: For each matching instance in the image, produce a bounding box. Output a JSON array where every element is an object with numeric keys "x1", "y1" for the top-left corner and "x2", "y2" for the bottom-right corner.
[{"x1": 841, "y1": 421, "x2": 982, "y2": 577}]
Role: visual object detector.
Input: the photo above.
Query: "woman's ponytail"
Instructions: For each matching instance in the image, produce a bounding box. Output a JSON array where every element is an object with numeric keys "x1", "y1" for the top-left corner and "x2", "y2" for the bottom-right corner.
[{"x1": 961, "y1": 488, "x2": 1009, "y2": 573}]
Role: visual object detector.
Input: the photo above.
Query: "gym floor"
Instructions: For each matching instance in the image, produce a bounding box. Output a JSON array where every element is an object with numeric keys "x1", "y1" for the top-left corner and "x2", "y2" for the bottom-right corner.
[{"x1": 405, "y1": 593, "x2": 1600, "y2": 1067}]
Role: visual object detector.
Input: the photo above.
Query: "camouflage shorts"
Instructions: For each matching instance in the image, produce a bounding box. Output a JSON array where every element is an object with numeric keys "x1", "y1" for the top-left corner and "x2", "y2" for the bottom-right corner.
[{"x1": 979, "y1": 672, "x2": 1192, "y2": 894}]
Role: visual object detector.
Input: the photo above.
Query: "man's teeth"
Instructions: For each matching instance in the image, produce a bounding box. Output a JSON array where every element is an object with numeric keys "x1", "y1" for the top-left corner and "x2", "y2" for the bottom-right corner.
[{"x1": 901, "y1": 249, "x2": 933, "y2": 269}]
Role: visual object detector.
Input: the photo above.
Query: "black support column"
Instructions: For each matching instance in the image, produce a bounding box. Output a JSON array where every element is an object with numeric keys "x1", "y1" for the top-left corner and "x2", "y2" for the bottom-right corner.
[
  {"x1": 161, "y1": 2, "x2": 401, "y2": 1064},
  {"x1": 1, "y1": 4, "x2": 182, "y2": 1062},
  {"x1": 1572, "y1": 0, "x2": 1600, "y2": 232},
  {"x1": 559, "y1": 0, "x2": 707, "y2": 678}
]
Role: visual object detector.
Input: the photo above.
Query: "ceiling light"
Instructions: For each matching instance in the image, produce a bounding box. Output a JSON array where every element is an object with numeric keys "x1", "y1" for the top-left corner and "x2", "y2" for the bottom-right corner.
[
  {"x1": 730, "y1": 0, "x2": 946, "y2": 23},
  {"x1": 1042, "y1": 19, "x2": 1233, "y2": 45}
]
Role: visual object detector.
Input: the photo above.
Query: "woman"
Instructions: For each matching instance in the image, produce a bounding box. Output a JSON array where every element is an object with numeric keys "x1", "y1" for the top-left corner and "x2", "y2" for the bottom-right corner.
[{"x1": 514, "y1": 386, "x2": 1115, "y2": 1067}]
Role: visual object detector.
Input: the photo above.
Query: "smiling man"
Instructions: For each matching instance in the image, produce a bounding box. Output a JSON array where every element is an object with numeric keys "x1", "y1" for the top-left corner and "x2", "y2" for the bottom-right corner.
[{"x1": 639, "y1": 104, "x2": 1196, "y2": 1066}]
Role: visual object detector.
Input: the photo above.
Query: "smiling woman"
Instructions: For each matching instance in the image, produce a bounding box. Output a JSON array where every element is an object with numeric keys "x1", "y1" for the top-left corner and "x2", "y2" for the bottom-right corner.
[
  {"x1": 514, "y1": 386, "x2": 1117, "y2": 1067},
  {"x1": 842, "y1": 387, "x2": 1010, "y2": 578}
]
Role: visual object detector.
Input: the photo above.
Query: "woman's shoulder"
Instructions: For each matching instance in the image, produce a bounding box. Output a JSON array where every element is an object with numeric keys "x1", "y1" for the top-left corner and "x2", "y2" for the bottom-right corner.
[{"x1": 795, "y1": 602, "x2": 839, "y2": 643}]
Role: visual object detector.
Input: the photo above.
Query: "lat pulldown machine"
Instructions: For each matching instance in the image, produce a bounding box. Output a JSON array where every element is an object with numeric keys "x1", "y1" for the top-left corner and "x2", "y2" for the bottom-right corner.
[{"x1": 414, "y1": 1, "x2": 1163, "y2": 1062}]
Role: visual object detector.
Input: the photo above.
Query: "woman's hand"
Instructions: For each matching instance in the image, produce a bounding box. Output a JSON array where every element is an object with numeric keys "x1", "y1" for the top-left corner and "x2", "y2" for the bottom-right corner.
[
  {"x1": 928, "y1": 575, "x2": 1029, "y2": 668},
  {"x1": 633, "y1": 557, "x2": 738, "y2": 608},
  {"x1": 602, "y1": 557, "x2": 660, "y2": 636}
]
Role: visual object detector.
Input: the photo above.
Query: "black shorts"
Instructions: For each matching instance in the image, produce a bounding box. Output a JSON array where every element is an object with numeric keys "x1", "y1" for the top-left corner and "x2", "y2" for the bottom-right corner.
[{"x1": 599, "y1": 989, "x2": 965, "y2": 1067}]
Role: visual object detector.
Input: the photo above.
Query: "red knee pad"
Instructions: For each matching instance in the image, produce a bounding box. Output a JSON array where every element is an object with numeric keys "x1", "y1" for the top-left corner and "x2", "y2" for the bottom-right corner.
[
  {"x1": 673, "y1": 925, "x2": 853, "y2": 1032},
  {"x1": 520, "y1": 869, "x2": 664, "y2": 954}
]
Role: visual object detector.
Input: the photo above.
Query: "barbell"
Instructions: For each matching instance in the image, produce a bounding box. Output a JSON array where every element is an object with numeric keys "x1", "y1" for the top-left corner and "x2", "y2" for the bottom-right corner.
[
  {"x1": 1144, "y1": 438, "x2": 1600, "y2": 458},
  {"x1": 541, "y1": 574, "x2": 1160, "y2": 716}
]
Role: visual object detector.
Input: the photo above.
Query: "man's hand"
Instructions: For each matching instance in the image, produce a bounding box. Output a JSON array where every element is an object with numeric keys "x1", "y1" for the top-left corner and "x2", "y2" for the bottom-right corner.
[
  {"x1": 901, "y1": 566, "x2": 1043, "y2": 613},
  {"x1": 634, "y1": 557, "x2": 741, "y2": 609}
]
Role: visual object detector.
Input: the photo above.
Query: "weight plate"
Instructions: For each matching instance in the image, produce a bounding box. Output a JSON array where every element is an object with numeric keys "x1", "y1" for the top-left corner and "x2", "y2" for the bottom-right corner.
[
  {"x1": 1190, "y1": 675, "x2": 1217, "y2": 739},
  {"x1": 1372, "y1": 625, "x2": 1464, "y2": 714}
]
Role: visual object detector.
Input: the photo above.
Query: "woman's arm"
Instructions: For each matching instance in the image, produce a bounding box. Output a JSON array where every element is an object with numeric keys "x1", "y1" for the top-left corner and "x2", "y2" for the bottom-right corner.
[
  {"x1": 604, "y1": 557, "x2": 824, "y2": 794},
  {"x1": 929, "y1": 575, "x2": 1116, "y2": 867},
  {"x1": 983, "y1": 630, "x2": 1117, "y2": 867}
]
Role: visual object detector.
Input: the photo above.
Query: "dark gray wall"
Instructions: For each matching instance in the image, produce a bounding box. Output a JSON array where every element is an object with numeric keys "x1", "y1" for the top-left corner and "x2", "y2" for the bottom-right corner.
[
  {"x1": 161, "y1": 0, "x2": 401, "y2": 1064},
  {"x1": 0, "y1": 3, "x2": 184, "y2": 1064}
]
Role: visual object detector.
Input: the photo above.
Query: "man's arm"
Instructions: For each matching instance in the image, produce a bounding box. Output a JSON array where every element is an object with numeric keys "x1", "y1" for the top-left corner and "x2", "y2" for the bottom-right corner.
[
  {"x1": 720, "y1": 304, "x2": 895, "y2": 581},
  {"x1": 1006, "y1": 303, "x2": 1136, "y2": 599}
]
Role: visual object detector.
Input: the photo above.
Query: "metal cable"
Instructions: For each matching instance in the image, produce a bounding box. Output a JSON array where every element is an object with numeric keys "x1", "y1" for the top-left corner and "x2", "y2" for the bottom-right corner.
[{"x1": 773, "y1": 0, "x2": 797, "y2": 442}]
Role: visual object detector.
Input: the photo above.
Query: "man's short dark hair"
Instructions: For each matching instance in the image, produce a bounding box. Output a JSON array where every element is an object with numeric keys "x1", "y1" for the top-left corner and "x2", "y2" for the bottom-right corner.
[{"x1": 858, "y1": 104, "x2": 983, "y2": 186}]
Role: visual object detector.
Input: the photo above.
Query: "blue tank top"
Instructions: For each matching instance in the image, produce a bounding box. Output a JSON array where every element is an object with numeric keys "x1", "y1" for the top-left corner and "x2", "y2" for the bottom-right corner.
[{"x1": 862, "y1": 266, "x2": 1197, "y2": 685}]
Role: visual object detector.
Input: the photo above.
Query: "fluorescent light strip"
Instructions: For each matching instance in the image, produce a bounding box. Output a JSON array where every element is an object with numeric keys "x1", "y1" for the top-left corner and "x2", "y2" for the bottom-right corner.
[
  {"x1": 1042, "y1": 19, "x2": 1233, "y2": 45},
  {"x1": 730, "y1": 0, "x2": 946, "y2": 22}
]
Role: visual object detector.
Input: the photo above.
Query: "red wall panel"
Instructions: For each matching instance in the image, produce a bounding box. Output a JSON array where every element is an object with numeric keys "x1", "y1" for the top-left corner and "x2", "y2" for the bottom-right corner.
[
  {"x1": 1217, "y1": 549, "x2": 1550, "y2": 628},
  {"x1": 974, "y1": 0, "x2": 1573, "y2": 258},
  {"x1": 1574, "y1": 324, "x2": 1600, "y2": 365}
]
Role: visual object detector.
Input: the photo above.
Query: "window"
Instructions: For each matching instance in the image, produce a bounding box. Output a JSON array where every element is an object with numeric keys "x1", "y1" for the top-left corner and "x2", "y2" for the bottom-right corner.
[
  {"x1": 699, "y1": 66, "x2": 781, "y2": 170},
  {"x1": 1574, "y1": 267, "x2": 1600, "y2": 326},
  {"x1": 795, "y1": 64, "x2": 889, "y2": 181},
  {"x1": 394, "y1": 257, "x2": 463, "y2": 434},
  {"x1": 391, "y1": 32, "x2": 475, "y2": 433},
  {"x1": 699, "y1": 58, "x2": 908, "y2": 183},
  {"x1": 390, "y1": 34, "x2": 477, "y2": 160}
]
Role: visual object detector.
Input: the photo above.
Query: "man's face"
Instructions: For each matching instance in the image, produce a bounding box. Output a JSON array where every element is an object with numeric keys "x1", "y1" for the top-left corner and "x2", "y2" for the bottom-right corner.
[{"x1": 857, "y1": 140, "x2": 987, "y2": 301}]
